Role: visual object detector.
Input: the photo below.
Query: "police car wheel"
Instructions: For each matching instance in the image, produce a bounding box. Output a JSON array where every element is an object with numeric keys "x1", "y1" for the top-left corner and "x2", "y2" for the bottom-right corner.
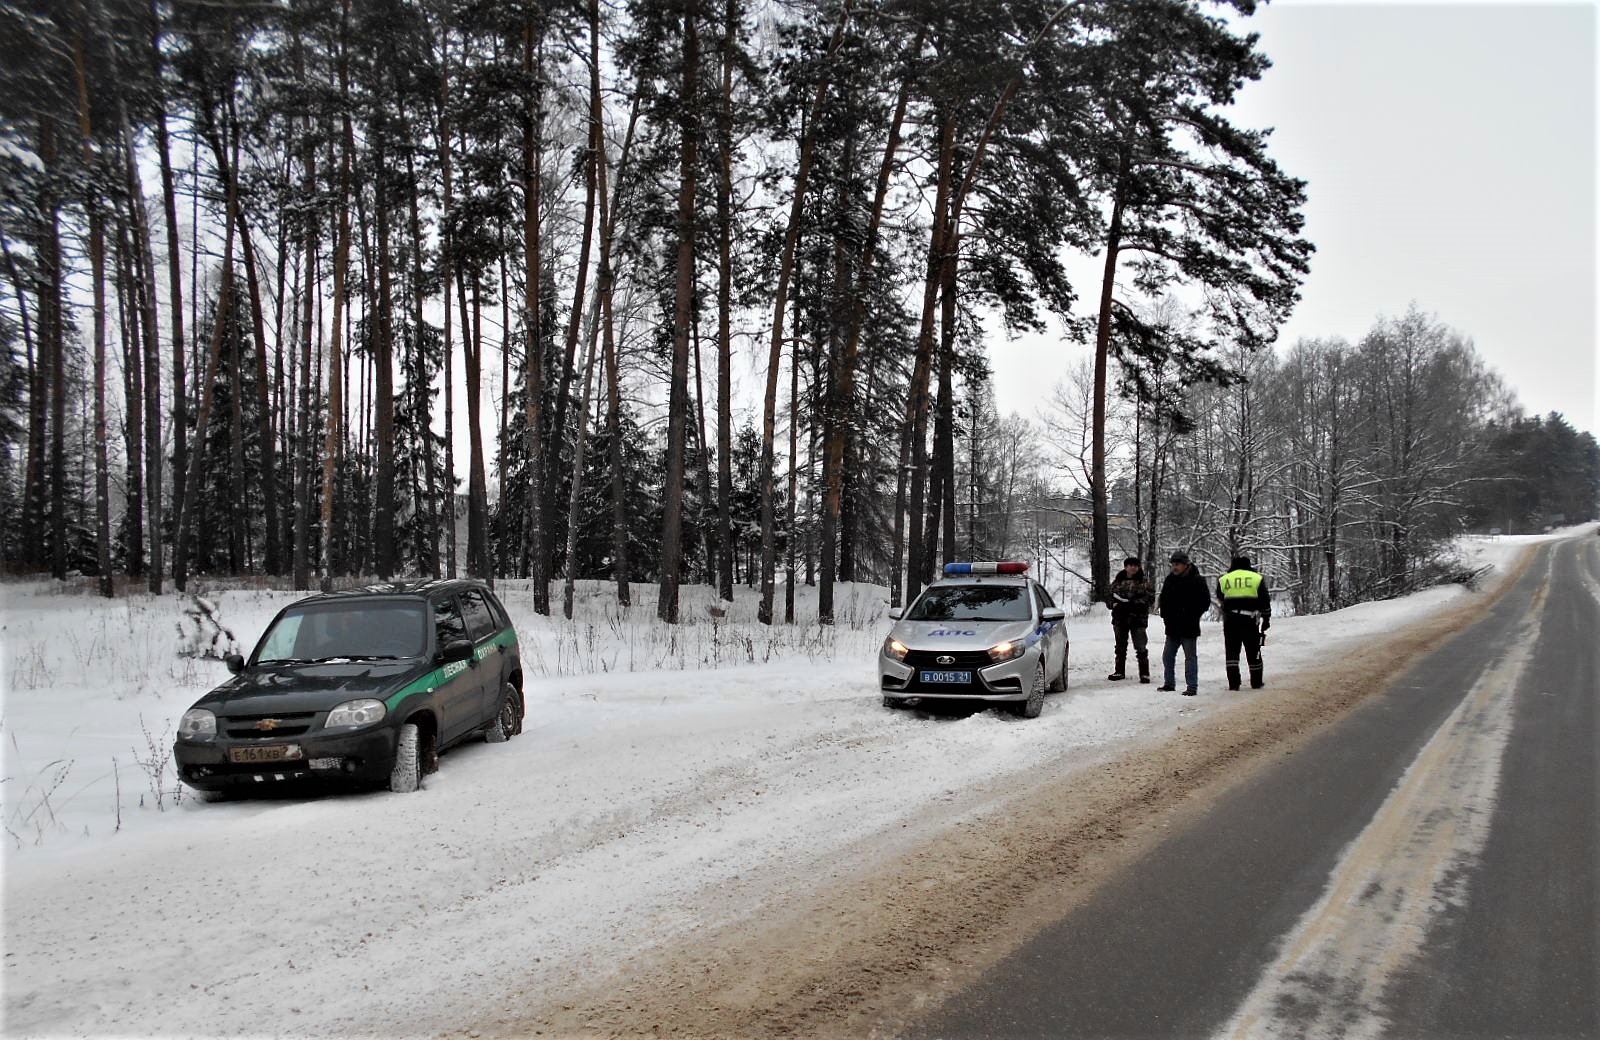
[
  {"x1": 1048, "y1": 648, "x2": 1069, "y2": 692},
  {"x1": 1016, "y1": 662, "x2": 1046, "y2": 719}
]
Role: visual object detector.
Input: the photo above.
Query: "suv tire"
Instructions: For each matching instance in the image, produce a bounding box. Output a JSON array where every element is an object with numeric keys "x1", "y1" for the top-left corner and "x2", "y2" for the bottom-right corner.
[
  {"x1": 485, "y1": 683, "x2": 518, "y2": 743},
  {"x1": 389, "y1": 723, "x2": 423, "y2": 793}
]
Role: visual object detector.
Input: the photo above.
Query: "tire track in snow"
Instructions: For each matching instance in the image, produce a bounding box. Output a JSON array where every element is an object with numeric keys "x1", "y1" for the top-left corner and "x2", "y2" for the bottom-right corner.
[{"x1": 1212, "y1": 560, "x2": 1550, "y2": 1040}]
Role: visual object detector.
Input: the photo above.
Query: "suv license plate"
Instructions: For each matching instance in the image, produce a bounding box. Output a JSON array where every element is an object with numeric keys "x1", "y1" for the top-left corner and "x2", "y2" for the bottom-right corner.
[
  {"x1": 920, "y1": 670, "x2": 972, "y2": 684},
  {"x1": 228, "y1": 744, "x2": 303, "y2": 764}
]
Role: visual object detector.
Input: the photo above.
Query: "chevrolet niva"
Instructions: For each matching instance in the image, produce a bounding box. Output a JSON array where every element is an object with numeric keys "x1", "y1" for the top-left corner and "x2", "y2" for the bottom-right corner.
[{"x1": 174, "y1": 580, "x2": 523, "y2": 796}]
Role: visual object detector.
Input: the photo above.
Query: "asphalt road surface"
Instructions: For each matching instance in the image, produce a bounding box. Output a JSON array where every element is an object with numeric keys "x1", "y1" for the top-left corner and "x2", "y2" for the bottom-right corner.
[{"x1": 917, "y1": 535, "x2": 1600, "y2": 1040}]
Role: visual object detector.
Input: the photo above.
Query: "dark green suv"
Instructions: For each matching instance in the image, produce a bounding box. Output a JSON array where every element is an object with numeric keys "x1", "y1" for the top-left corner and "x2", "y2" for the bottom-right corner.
[{"x1": 173, "y1": 580, "x2": 524, "y2": 796}]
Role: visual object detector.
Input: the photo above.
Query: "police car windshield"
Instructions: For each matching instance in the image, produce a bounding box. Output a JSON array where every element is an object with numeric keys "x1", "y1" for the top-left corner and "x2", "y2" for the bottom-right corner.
[
  {"x1": 906, "y1": 585, "x2": 1031, "y2": 622},
  {"x1": 253, "y1": 602, "x2": 428, "y2": 664}
]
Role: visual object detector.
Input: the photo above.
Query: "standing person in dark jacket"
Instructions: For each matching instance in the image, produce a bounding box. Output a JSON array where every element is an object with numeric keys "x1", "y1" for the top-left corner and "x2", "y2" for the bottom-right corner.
[
  {"x1": 1106, "y1": 557, "x2": 1156, "y2": 683},
  {"x1": 1157, "y1": 550, "x2": 1210, "y2": 696},
  {"x1": 1216, "y1": 554, "x2": 1271, "y2": 690}
]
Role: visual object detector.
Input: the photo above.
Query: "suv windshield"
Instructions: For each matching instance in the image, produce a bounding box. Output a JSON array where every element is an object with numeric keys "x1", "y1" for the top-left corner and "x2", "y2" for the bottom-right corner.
[
  {"x1": 254, "y1": 601, "x2": 428, "y2": 664},
  {"x1": 905, "y1": 584, "x2": 1031, "y2": 623}
]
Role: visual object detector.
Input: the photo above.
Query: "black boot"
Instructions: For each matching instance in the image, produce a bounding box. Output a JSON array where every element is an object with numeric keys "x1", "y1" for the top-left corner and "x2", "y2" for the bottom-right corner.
[
  {"x1": 1107, "y1": 672, "x2": 1125, "y2": 681},
  {"x1": 1250, "y1": 667, "x2": 1265, "y2": 690},
  {"x1": 1226, "y1": 664, "x2": 1242, "y2": 692}
]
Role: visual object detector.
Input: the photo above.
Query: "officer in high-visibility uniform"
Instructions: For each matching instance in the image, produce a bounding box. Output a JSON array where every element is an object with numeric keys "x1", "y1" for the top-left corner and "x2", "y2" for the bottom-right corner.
[{"x1": 1216, "y1": 555, "x2": 1271, "y2": 690}]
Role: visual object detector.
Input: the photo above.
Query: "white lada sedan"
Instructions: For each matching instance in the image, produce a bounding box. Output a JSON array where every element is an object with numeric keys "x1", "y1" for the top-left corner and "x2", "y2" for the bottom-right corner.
[{"x1": 879, "y1": 562, "x2": 1069, "y2": 718}]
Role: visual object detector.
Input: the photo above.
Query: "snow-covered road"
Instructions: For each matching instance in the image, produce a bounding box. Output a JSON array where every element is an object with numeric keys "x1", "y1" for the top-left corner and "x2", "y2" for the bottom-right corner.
[{"x1": 1, "y1": 534, "x2": 1576, "y2": 1038}]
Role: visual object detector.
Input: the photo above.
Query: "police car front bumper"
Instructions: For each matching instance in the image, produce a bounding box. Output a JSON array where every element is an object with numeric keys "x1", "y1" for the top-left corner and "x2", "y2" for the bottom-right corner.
[{"x1": 879, "y1": 646, "x2": 1036, "y2": 703}]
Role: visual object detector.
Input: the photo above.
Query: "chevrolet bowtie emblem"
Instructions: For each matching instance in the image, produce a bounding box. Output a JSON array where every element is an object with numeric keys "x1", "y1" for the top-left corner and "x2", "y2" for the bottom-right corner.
[{"x1": 255, "y1": 718, "x2": 281, "y2": 731}]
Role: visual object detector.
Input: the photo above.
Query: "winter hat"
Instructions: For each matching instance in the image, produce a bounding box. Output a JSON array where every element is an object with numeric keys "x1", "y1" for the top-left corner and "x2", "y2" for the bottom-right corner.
[
  {"x1": 1169, "y1": 550, "x2": 1190, "y2": 565},
  {"x1": 1124, "y1": 556, "x2": 1142, "y2": 567},
  {"x1": 1231, "y1": 555, "x2": 1252, "y2": 570}
]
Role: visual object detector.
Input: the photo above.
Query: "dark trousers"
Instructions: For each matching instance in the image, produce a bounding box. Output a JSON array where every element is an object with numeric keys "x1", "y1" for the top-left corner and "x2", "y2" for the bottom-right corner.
[
  {"x1": 1113, "y1": 616, "x2": 1149, "y2": 677},
  {"x1": 1222, "y1": 612, "x2": 1264, "y2": 689}
]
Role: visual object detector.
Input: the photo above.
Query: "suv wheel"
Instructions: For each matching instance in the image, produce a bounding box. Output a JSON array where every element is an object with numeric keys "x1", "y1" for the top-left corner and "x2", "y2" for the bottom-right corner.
[
  {"x1": 1015, "y1": 662, "x2": 1046, "y2": 719},
  {"x1": 389, "y1": 722, "x2": 423, "y2": 793},
  {"x1": 485, "y1": 682, "x2": 519, "y2": 743}
]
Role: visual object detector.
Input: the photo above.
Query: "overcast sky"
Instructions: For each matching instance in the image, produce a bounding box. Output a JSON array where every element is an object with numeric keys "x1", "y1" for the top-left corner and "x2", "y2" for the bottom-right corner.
[{"x1": 989, "y1": 0, "x2": 1598, "y2": 433}]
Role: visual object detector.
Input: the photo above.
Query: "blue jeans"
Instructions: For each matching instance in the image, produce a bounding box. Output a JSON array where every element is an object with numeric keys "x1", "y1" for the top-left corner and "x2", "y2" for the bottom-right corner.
[{"x1": 1163, "y1": 635, "x2": 1199, "y2": 689}]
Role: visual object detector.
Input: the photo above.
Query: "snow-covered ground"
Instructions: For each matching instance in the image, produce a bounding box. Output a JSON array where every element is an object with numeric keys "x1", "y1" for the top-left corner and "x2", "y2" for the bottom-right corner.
[{"x1": 2, "y1": 526, "x2": 1591, "y2": 1037}]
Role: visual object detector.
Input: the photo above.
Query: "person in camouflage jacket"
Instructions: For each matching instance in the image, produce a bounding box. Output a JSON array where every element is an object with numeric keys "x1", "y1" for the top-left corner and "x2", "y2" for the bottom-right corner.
[{"x1": 1105, "y1": 557, "x2": 1156, "y2": 682}]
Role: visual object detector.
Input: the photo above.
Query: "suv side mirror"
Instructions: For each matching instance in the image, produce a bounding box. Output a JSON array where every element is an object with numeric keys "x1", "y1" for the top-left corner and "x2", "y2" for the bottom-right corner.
[
  {"x1": 437, "y1": 639, "x2": 475, "y2": 664},
  {"x1": 1040, "y1": 607, "x2": 1066, "y2": 622},
  {"x1": 224, "y1": 652, "x2": 245, "y2": 674}
]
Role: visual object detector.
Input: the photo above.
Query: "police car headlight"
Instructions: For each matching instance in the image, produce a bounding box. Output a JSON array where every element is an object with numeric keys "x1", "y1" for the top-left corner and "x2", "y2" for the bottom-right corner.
[
  {"x1": 987, "y1": 640, "x2": 1025, "y2": 663},
  {"x1": 325, "y1": 699, "x2": 386, "y2": 729},
  {"x1": 178, "y1": 708, "x2": 216, "y2": 739},
  {"x1": 883, "y1": 638, "x2": 910, "y2": 662}
]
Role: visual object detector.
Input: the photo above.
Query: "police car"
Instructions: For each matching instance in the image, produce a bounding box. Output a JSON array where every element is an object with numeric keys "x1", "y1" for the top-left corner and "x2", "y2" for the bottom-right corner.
[{"x1": 879, "y1": 562, "x2": 1069, "y2": 718}]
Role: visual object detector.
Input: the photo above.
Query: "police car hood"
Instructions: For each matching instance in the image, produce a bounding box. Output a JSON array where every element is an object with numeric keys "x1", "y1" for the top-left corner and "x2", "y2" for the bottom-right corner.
[{"x1": 891, "y1": 617, "x2": 1035, "y2": 653}]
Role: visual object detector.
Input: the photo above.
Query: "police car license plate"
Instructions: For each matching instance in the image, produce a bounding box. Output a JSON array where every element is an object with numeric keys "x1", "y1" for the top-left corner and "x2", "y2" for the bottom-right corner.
[
  {"x1": 227, "y1": 744, "x2": 302, "y2": 764},
  {"x1": 920, "y1": 670, "x2": 972, "y2": 684}
]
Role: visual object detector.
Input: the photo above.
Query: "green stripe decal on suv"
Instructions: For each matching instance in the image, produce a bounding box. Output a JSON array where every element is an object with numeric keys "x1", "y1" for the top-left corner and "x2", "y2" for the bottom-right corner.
[{"x1": 384, "y1": 628, "x2": 520, "y2": 712}]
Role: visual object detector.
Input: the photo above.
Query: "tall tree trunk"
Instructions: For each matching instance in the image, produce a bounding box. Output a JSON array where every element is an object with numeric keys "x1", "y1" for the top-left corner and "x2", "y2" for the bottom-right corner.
[
  {"x1": 901, "y1": 115, "x2": 955, "y2": 606},
  {"x1": 433, "y1": 21, "x2": 458, "y2": 579},
  {"x1": 293, "y1": 226, "x2": 317, "y2": 590},
  {"x1": 291, "y1": 41, "x2": 318, "y2": 590},
  {"x1": 74, "y1": 28, "x2": 112, "y2": 596},
  {"x1": 2, "y1": 227, "x2": 45, "y2": 570},
  {"x1": 1090, "y1": 178, "x2": 1125, "y2": 602},
  {"x1": 403, "y1": 143, "x2": 439, "y2": 579},
  {"x1": 40, "y1": 118, "x2": 67, "y2": 580},
  {"x1": 545, "y1": 26, "x2": 600, "y2": 572},
  {"x1": 174, "y1": 202, "x2": 238, "y2": 589},
  {"x1": 463, "y1": 276, "x2": 490, "y2": 577},
  {"x1": 229, "y1": 245, "x2": 247, "y2": 575},
  {"x1": 150, "y1": 0, "x2": 182, "y2": 589},
  {"x1": 603, "y1": 99, "x2": 640, "y2": 607},
  {"x1": 658, "y1": 0, "x2": 701, "y2": 625},
  {"x1": 756, "y1": 1, "x2": 850, "y2": 624},
  {"x1": 522, "y1": 12, "x2": 548, "y2": 610},
  {"x1": 714, "y1": 0, "x2": 737, "y2": 604},
  {"x1": 784, "y1": 253, "x2": 800, "y2": 624},
  {"x1": 560, "y1": 31, "x2": 613, "y2": 619},
  {"x1": 373, "y1": 144, "x2": 396, "y2": 579},
  {"x1": 936, "y1": 247, "x2": 958, "y2": 565},
  {"x1": 320, "y1": 0, "x2": 356, "y2": 590},
  {"x1": 114, "y1": 225, "x2": 144, "y2": 578},
  {"x1": 692, "y1": 317, "x2": 718, "y2": 581},
  {"x1": 213, "y1": 100, "x2": 281, "y2": 577}
]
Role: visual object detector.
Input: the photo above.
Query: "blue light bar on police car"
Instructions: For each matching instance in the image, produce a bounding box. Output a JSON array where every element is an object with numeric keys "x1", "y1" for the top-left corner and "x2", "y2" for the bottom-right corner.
[{"x1": 943, "y1": 561, "x2": 1029, "y2": 575}]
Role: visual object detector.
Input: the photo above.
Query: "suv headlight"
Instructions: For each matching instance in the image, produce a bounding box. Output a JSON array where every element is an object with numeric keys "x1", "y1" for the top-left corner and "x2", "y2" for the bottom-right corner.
[
  {"x1": 178, "y1": 708, "x2": 216, "y2": 739},
  {"x1": 987, "y1": 640, "x2": 1025, "y2": 663},
  {"x1": 882, "y1": 637, "x2": 910, "y2": 662},
  {"x1": 325, "y1": 699, "x2": 387, "y2": 729}
]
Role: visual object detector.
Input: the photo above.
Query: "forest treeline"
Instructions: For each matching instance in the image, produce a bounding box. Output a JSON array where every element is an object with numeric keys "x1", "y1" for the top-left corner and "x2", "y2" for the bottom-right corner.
[{"x1": 0, "y1": 0, "x2": 1592, "y2": 621}]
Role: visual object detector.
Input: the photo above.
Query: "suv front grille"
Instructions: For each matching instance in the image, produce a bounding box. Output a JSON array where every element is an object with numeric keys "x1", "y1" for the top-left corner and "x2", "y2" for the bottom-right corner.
[{"x1": 222, "y1": 712, "x2": 318, "y2": 739}]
